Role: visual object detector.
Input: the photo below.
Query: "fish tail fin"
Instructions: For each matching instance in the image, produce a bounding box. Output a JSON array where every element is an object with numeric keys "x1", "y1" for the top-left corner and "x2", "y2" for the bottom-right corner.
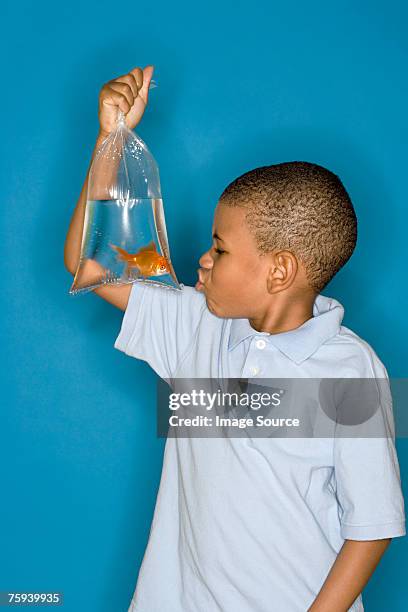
[{"x1": 109, "y1": 242, "x2": 128, "y2": 260}]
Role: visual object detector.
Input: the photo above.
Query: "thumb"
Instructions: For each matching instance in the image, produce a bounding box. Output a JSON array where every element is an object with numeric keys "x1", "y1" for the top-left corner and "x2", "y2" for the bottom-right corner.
[{"x1": 141, "y1": 64, "x2": 155, "y2": 103}]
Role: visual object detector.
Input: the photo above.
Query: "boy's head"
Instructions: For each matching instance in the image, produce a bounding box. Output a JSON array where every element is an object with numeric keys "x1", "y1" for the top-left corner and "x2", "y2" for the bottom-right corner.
[{"x1": 196, "y1": 161, "x2": 357, "y2": 319}]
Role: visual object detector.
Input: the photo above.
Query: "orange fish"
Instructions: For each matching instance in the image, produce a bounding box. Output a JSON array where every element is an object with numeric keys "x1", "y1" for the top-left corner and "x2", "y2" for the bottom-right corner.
[{"x1": 109, "y1": 240, "x2": 171, "y2": 277}]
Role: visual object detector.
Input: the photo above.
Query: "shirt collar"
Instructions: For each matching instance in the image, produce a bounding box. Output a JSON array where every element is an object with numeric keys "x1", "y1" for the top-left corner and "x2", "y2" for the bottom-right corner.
[{"x1": 227, "y1": 294, "x2": 344, "y2": 364}]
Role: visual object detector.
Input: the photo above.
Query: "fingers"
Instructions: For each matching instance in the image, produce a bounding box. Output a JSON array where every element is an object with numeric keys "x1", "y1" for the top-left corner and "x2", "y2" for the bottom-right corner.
[
  {"x1": 129, "y1": 66, "x2": 144, "y2": 90},
  {"x1": 113, "y1": 70, "x2": 141, "y2": 99},
  {"x1": 100, "y1": 83, "x2": 132, "y2": 114},
  {"x1": 99, "y1": 65, "x2": 154, "y2": 118},
  {"x1": 104, "y1": 82, "x2": 134, "y2": 112},
  {"x1": 108, "y1": 79, "x2": 135, "y2": 106}
]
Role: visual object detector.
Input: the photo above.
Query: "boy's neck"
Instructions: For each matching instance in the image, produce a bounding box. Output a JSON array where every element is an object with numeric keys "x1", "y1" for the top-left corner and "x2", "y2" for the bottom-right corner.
[{"x1": 248, "y1": 292, "x2": 317, "y2": 336}]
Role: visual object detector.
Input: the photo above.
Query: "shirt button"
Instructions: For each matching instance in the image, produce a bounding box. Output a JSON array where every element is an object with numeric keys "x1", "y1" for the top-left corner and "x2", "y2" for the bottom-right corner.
[
  {"x1": 255, "y1": 339, "x2": 266, "y2": 350},
  {"x1": 249, "y1": 365, "x2": 259, "y2": 376}
]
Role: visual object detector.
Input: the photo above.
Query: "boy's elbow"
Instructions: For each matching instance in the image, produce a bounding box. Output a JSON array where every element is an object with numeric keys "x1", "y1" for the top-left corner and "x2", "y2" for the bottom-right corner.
[
  {"x1": 63, "y1": 242, "x2": 77, "y2": 275},
  {"x1": 64, "y1": 252, "x2": 76, "y2": 276}
]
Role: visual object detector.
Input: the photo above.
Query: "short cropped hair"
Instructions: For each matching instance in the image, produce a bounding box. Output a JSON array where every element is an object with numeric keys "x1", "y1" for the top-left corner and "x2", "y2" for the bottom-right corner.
[{"x1": 218, "y1": 161, "x2": 357, "y2": 293}]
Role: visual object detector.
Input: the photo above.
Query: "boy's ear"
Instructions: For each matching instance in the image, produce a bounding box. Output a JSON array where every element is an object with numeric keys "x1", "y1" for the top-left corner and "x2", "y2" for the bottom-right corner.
[{"x1": 265, "y1": 250, "x2": 298, "y2": 293}]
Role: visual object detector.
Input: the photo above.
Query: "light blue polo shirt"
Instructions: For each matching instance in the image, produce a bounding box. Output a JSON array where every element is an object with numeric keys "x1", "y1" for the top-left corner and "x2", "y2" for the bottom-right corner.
[{"x1": 114, "y1": 282, "x2": 406, "y2": 612}]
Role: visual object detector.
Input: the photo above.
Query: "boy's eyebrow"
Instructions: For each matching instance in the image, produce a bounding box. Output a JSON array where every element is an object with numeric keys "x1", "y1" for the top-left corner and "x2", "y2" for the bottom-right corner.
[{"x1": 212, "y1": 232, "x2": 225, "y2": 242}]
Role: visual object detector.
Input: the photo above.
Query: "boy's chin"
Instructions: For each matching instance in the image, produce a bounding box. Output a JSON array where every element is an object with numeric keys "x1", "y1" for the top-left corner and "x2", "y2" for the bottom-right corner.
[
  {"x1": 204, "y1": 296, "x2": 229, "y2": 319},
  {"x1": 195, "y1": 285, "x2": 231, "y2": 318}
]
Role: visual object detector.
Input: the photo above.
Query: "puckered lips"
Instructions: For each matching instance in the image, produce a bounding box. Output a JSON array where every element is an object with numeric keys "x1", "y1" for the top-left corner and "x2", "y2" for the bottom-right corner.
[{"x1": 195, "y1": 269, "x2": 206, "y2": 291}]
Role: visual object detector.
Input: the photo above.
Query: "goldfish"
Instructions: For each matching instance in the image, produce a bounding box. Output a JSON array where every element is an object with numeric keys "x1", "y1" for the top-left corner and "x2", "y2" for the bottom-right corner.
[{"x1": 109, "y1": 240, "x2": 171, "y2": 277}]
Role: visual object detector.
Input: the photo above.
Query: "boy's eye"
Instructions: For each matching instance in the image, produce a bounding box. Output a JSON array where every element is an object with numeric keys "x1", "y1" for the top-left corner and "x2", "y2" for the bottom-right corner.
[{"x1": 214, "y1": 248, "x2": 225, "y2": 255}]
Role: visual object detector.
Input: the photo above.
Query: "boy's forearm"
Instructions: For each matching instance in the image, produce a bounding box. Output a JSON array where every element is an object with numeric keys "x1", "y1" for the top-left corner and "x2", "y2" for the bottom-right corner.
[
  {"x1": 307, "y1": 538, "x2": 391, "y2": 612},
  {"x1": 63, "y1": 131, "x2": 120, "y2": 274}
]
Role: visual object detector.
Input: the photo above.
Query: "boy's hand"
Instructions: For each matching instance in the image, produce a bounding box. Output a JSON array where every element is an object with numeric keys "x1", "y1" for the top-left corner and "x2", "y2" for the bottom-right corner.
[{"x1": 98, "y1": 64, "x2": 154, "y2": 137}]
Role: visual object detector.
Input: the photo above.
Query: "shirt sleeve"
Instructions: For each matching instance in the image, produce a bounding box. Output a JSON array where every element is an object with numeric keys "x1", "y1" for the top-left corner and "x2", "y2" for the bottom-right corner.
[
  {"x1": 113, "y1": 281, "x2": 206, "y2": 381},
  {"x1": 332, "y1": 375, "x2": 406, "y2": 540}
]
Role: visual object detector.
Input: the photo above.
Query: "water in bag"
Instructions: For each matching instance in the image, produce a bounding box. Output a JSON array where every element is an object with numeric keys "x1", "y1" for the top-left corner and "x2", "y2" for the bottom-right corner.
[{"x1": 69, "y1": 79, "x2": 182, "y2": 295}]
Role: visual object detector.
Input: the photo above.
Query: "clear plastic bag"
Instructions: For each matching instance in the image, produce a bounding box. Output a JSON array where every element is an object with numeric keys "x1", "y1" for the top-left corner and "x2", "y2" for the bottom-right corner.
[{"x1": 69, "y1": 80, "x2": 181, "y2": 295}]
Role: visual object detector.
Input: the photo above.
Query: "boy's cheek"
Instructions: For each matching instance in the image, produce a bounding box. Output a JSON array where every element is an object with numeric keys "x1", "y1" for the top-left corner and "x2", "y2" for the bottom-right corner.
[{"x1": 211, "y1": 267, "x2": 228, "y2": 288}]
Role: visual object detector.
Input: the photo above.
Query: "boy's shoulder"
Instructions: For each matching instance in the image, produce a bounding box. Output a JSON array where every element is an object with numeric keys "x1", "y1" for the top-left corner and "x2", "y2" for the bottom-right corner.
[{"x1": 328, "y1": 323, "x2": 389, "y2": 378}]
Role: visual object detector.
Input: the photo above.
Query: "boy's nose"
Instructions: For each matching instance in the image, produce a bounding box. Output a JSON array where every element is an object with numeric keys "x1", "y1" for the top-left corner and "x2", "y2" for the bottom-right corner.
[{"x1": 198, "y1": 248, "x2": 214, "y2": 270}]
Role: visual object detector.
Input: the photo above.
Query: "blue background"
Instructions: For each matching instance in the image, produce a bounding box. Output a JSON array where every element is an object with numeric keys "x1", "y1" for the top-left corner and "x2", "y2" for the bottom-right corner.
[{"x1": 1, "y1": 0, "x2": 407, "y2": 609}]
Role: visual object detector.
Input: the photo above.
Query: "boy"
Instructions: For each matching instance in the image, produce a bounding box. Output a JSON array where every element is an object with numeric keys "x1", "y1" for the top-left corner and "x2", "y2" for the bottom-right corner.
[{"x1": 64, "y1": 65, "x2": 406, "y2": 611}]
